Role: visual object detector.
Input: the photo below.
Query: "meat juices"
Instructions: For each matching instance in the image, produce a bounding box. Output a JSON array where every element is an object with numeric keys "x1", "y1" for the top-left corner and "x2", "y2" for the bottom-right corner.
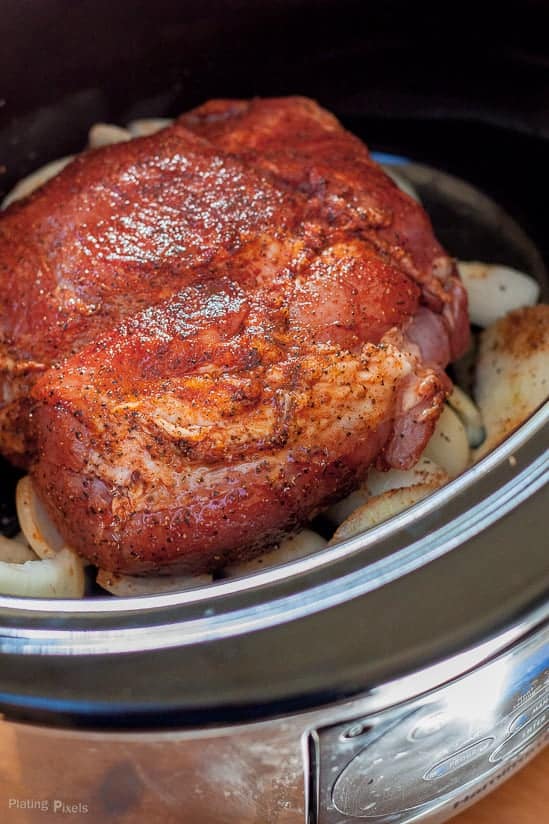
[{"x1": 0, "y1": 98, "x2": 469, "y2": 574}]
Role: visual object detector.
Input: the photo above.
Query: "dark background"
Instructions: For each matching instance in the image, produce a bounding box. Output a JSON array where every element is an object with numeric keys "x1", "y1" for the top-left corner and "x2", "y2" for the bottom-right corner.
[{"x1": 1, "y1": 0, "x2": 548, "y2": 255}]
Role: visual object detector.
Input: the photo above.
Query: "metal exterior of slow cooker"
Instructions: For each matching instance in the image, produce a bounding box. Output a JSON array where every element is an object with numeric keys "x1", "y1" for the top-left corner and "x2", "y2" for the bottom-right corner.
[
  {"x1": 0, "y1": 1, "x2": 548, "y2": 822},
  {"x1": 0, "y1": 602, "x2": 547, "y2": 823}
]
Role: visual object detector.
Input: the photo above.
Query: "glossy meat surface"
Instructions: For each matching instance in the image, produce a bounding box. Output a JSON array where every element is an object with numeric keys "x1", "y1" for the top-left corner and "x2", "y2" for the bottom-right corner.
[
  {"x1": 32, "y1": 282, "x2": 445, "y2": 573},
  {"x1": 0, "y1": 98, "x2": 468, "y2": 573},
  {"x1": 181, "y1": 97, "x2": 469, "y2": 360},
  {"x1": 0, "y1": 125, "x2": 305, "y2": 463}
]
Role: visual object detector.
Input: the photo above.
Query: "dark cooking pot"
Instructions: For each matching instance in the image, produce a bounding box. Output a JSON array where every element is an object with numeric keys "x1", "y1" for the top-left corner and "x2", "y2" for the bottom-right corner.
[{"x1": 0, "y1": 3, "x2": 547, "y2": 822}]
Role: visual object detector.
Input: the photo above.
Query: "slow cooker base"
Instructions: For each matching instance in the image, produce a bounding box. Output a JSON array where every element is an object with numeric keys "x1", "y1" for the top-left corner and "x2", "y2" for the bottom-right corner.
[{"x1": 0, "y1": 611, "x2": 547, "y2": 823}]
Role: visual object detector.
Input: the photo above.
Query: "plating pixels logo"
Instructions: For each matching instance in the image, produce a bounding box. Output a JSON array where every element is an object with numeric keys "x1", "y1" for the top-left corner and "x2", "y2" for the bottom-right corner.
[{"x1": 8, "y1": 798, "x2": 89, "y2": 815}]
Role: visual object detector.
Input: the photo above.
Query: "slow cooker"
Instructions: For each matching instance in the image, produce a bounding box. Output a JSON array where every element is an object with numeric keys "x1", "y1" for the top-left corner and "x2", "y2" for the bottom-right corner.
[{"x1": 0, "y1": 2, "x2": 547, "y2": 822}]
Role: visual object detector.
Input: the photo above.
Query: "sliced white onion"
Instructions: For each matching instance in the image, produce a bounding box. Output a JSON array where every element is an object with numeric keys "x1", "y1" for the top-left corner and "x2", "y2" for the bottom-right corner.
[
  {"x1": 96, "y1": 569, "x2": 212, "y2": 596},
  {"x1": 330, "y1": 482, "x2": 440, "y2": 543},
  {"x1": 224, "y1": 529, "x2": 327, "y2": 577},
  {"x1": 382, "y1": 167, "x2": 421, "y2": 202},
  {"x1": 457, "y1": 261, "x2": 540, "y2": 328},
  {"x1": 88, "y1": 123, "x2": 131, "y2": 149},
  {"x1": 127, "y1": 118, "x2": 173, "y2": 137},
  {"x1": 446, "y1": 385, "x2": 485, "y2": 448},
  {"x1": 2, "y1": 156, "x2": 74, "y2": 209},
  {"x1": 325, "y1": 457, "x2": 448, "y2": 527},
  {"x1": 0, "y1": 549, "x2": 86, "y2": 598},
  {"x1": 366, "y1": 456, "x2": 449, "y2": 496},
  {"x1": 0, "y1": 534, "x2": 37, "y2": 563},
  {"x1": 325, "y1": 489, "x2": 370, "y2": 527},
  {"x1": 16, "y1": 476, "x2": 66, "y2": 559},
  {"x1": 422, "y1": 404, "x2": 471, "y2": 478},
  {"x1": 474, "y1": 305, "x2": 549, "y2": 458}
]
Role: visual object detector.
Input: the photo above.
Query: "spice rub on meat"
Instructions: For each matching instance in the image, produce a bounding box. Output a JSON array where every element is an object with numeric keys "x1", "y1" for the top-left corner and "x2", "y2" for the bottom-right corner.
[{"x1": 0, "y1": 97, "x2": 469, "y2": 574}]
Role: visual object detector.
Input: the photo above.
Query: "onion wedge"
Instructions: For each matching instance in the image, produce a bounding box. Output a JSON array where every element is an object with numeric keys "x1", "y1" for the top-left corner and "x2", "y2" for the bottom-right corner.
[
  {"x1": 2, "y1": 156, "x2": 74, "y2": 208},
  {"x1": 225, "y1": 530, "x2": 327, "y2": 576},
  {"x1": 96, "y1": 569, "x2": 213, "y2": 597},
  {"x1": 0, "y1": 535, "x2": 37, "y2": 564},
  {"x1": 127, "y1": 118, "x2": 173, "y2": 137},
  {"x1": 366, "y1": 456, "x2": 449, "y2": 496},
  {"x1": 446, "y1": 386, "x2": 485, "y2": 448},
  {"x1": 0, "y1": 549, "x2": 85, "y2": 598},
  {"x1": 16, "y1": 476, "x2": 67, "y2": 559},
  {"x1": 423, "y1": 405, "x2": 471, "y2": 478},
  {"x1": 330, "y1": 483, "x2": 441, "y2": 543},
  {"x1": 88, "y1": 123, "x2": 131, "y2": 148},
  {"x1": 474, "y1": 305, "x2": 549, "y2": 458},
  {"x1": 325, "y1": 457, "x2": 448, "y2": 527},
  {"x1": 457, "y1": 261, "x2": 539, "y2": 327}
]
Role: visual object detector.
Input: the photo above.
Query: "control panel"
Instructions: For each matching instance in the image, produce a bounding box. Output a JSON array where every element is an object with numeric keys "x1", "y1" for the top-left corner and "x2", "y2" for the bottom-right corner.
[{"x1": 309, "y1": 627, "x2": 548, "y2": 823}]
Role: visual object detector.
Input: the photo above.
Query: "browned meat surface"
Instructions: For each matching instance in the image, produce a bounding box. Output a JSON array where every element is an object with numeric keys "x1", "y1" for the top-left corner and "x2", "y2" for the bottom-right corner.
[
  {"x1": 181, "y1": 97, "x2": 469, "y2": 360},
  {"x1": 0, "y1": 126, "x2": 306, "y2": 463},
  {"x1": 0, "y1": 98, "x2": 469, "y2": 574}
]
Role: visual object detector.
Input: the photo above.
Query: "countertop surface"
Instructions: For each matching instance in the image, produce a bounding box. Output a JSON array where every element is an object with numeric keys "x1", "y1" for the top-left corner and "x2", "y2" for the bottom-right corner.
[{"x1": 453, "y1": 746, "x2": 548, "y2": 823}]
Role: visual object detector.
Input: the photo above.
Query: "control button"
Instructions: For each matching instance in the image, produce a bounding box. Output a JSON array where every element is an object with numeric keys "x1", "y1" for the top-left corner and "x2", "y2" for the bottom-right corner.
[
  {"x1": 331, "y1": 713, "x2": 490, "y2": 820},
  {"x1": 491, "y1": 711, "x2": 548, "y2": 764},
  {"x1": 508, "y1": 689, "x2": 548, "y2": 735},
  {"x1": 341, "y1": 722, "x2": 372, "y2": 740},
  {"x1": 424, "y1": 738, "x2": 494, "y2": 781},
  {"x1": 409, "y1": 711, "x2": 450, "y2": 741}
]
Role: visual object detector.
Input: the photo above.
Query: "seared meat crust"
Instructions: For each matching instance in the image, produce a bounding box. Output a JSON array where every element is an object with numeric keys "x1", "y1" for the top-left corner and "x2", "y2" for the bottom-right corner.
[
  {"x1": 181, "y1": 97, "x2": 469, "y2": 360},
  {"x1": 0, "y1": 98, "x2": 468, "y2": 573},
  {"x1": 32, "y1": 281, "x2": 445, "y2": 573}
]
